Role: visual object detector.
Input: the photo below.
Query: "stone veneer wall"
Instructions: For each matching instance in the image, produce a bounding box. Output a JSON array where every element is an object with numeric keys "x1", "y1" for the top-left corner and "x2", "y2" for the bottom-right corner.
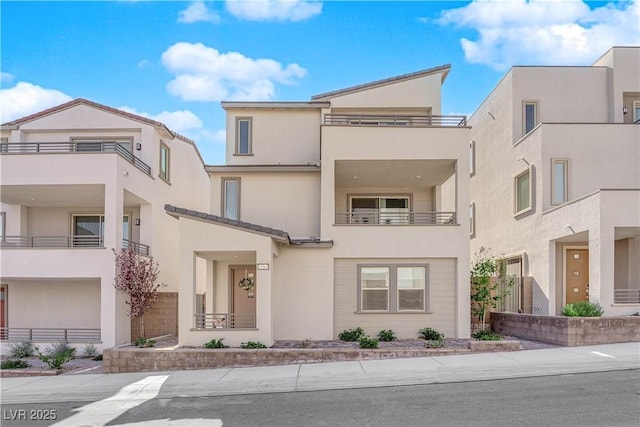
[
  {"x1": 131, "y1": 292, "x2": 178, "y2": 340},
  {"x1": 492, "y1": 313, "x2": 640, "y2": 346}
]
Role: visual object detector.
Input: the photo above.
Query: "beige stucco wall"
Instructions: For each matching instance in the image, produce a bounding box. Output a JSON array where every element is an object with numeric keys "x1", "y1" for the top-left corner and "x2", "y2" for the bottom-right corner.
[
  {"x1": 224, "y1": 109, "x2": 321, "y2": 165},
  {"x1": 334, "y1": 258, "x2": 457, "y2": 339},
  {"x1": 6, "y1": 280, "x2": 100, "y2": 329},
  {"x1": 210, "y1": 171, "x2": 320, "y2": 238}
]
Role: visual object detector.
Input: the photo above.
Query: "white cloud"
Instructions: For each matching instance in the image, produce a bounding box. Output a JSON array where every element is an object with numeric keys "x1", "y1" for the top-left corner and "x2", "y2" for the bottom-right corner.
[
  {"x1": 137, "y1": 59, "x2": 152, "y2": 68},
  {"x1": 225, "y1": 0, "x2": 322, "y2": 22},
  {"x1": 437, "y1": 0, "x2": 640, "y2": 70},
  {"x1": 1, "y1": 72, "x2": 14, "y2": 83},
  {"x1": 161, "y1": 42, "x2": 307, "y2": 101},
  {"x1": 118, "y1": 106, "x2": 204, "y2": 133},
  {"x1": 178, "y1": 1, "x2": 221, "y2": 24},
  {"x1": 0, "y1": 82, "x2": 72, "y2": 123}
]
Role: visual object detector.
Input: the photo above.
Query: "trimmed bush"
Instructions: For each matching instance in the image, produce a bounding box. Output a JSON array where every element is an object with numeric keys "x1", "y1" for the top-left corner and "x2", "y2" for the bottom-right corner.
[
  {"x1": 562, "y1": 301, "x2": 604, "y2": 317},
  {"x1": 418, "y1": 327, "x2": 444, "y2": 341},
  {"x1": 1, "y1": 359, "x2": 30, "y2": 369},
  {"x1": 377, "y1": 329, "x2": 396, "y2": 342},
  {"x1": 358, "y1": 336, "x2": 379, "y2": 349},
  {"x1": 472, "y1": 329, "x2": 502, "y2": 341},
  {"x1": 204, "y1": 338, "x2": 228, "y2": 349},
  {"x1": 338, "y1": 327, "x2": 365, "y2": 342},
  {"x1": 240, "y1": 341, "x2": 267, "y2": 349},
  {"x1": 8, "y1": 341, "x2": 35, "y2": 359}
]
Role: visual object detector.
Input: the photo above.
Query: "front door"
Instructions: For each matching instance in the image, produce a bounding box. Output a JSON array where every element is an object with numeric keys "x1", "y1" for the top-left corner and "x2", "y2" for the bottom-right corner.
[
  {"x1": 231, "y1": 266, "x2": 256, "y2": 328},
  {"x1": 566, "y1": 249, "x2": 589, "y2": 304}
]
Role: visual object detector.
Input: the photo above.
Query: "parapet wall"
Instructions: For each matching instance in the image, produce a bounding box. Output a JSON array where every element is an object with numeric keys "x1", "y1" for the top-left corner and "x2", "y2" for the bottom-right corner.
[{"x1": 491, "y1": 313, "x2": 640, "y2": 346}]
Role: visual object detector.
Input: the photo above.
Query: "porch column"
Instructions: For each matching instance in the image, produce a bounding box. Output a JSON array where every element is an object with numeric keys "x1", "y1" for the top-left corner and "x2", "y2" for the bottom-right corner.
[
  {"x1": 206, "y1": 259, "x2": 215, "y2": 313},
  {"x1": 595, "y1": 224, "x2": 615, "y2": 308}
]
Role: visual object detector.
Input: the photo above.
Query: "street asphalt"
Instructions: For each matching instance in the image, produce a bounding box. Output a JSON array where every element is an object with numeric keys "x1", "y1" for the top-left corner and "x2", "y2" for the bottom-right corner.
[{"x1": 1, "y1": 342, "x2": 638, "y2": 406}]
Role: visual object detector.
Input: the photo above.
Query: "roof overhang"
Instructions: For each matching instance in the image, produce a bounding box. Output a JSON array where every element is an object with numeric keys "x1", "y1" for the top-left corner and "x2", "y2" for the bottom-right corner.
[{"x1": 221, "y1": 101, "x2": 330, "y2": 110}]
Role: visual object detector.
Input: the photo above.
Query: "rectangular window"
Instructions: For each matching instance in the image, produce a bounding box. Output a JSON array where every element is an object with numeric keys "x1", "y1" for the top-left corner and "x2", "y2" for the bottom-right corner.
[
  {"x1": 514, "y1": 168, "x2": 532, "y2": 214},
  {"x1": 236, "y1": 117, "x2": 252, "y2": 155},
  {"x1": 72, "y1": 138, "x2": 132, "y2": 153},
  {"x1": 361, "y1": 267, "x2": 390, "y2": 311},
  {"x1": 358, "y1": 264, "x2": 429, "y2": 313},
  {"x1": 469, "y1": 141, "x2": 476, "y2": 176},
  {"x1": 72, "y1": 214, "x2": 129, "y2": 247},
  {"x1": 222, "y1": 178, "x2": 240, "y2": 220},
  {"x1": 523, "y1": 101, "x2": 538, "y2": 135},
  {"x1": 397, "y1": 267, "x2": 425, "y2": 311},
  {"x1": 633, "y1": 101, "x2": 640, "y2": 123},
  {"x1": 551, "y1": 159, "x2": 568, "y2": 205},
  {"x1": 470, "y1": 202, "x2": 475, "y2": 237},
  {"x1": 0, "y1": 211, "x2": 5, "y2": 239},
  {"x1": 159, "y1": 143, "x2": 170, "y2": 182},
  {"x1": 349, "y1": 196, "x2": 410, "y2": 224}
]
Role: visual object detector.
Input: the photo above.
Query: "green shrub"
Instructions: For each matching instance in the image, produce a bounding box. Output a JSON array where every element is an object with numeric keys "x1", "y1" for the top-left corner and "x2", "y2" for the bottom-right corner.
[
  {"x1": 472, "y1": 329, "x2": 502, "y2": 341},
  {"x1": 93, "y1": 354, "x2": 103, "y2": 361},
  {"x1": 1, "y1": 359, "x2": 30, "y2": 369},
  {"x1": 81, "y1": 344, "x2": 99, "y2": 359},
  {"x1": 562, "y1": 301, "x2": 604, "y2": 317},
  {"x1": 377, "y1": 329, "x2": 396, "y2": 342},
  {"x1": 240, "y1": 341, "x2": 267, "y2": 349},
  {"x1": 204, "y1": 338, "x2": 228, "y2": 349},
  {"x1": 338, "y1": 327, "x2": 365, "y2": 341},
  {"x1": 299, "y1": 339, "x2": 313, "y2": 348},
  {"x1": 133, "y1": 337, "x2": 156, "y2": 348},
  {"x1": 35, "y1": 345, "x2": 74, "y2": 370},
  {"x1": 418, "y1": 327, "x2": 444, "y2": 341},
  {"x1": 424, "y1": 339, "x2": 445, "y2": 348},
  {"x1": 358, "y1": 336, "x2": 379, "y2": 349},
  {"x1": 8, "y1": 341, "x2": 35, "y2": 359}
]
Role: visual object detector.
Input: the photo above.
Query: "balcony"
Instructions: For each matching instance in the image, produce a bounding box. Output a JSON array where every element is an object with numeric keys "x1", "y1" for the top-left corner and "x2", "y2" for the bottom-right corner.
[
  {"x1": 1, "y1": 235, "x2": 150, "y2": 256},
  {"x1": 0, "y1": 141, "x2": 151, "y2": 175},
  {"x1": 336, "y1": 211, "x2": 456, "y2": 225},
  {"x1": 324, "y1": 114, "x2": 467, "y2": 127}
]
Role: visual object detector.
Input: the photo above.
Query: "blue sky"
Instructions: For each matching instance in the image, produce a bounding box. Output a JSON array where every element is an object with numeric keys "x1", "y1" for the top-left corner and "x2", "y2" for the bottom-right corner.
[{"x1": 1, "y1": 0, "x2": 638, "y2": 164}]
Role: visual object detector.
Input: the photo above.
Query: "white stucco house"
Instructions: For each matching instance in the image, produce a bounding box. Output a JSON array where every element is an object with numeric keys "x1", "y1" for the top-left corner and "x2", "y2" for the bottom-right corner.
[{"x1": 469, "y1": 46, "x2": 640, "y2": 317}]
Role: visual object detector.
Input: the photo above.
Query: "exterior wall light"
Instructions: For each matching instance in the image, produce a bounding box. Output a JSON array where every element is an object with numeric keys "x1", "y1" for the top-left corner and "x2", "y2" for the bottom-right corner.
[
  {"x1": 136, "y1": 143, "x2": 142, "y2": 150},
  {"x1": 623, "y1": 106, "x2": 628, "y2": 114},
  {"x1": 134, "y1": 218, "x2": 141, "y2": 226}
]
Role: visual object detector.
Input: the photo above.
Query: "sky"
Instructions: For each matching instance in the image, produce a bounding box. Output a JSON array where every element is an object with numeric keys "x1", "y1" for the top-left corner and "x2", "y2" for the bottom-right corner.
[{"x1": 1, "y1": 0, "x2": 638, "y2": 164}]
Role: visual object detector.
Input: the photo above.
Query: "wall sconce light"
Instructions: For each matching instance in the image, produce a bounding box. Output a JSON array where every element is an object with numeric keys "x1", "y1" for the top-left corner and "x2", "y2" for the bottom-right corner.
[
  {"x1": 623, "y1": 106, "x2": 628, "y2": 114},
  {"x1": 517, "y1": 156, "x2": 530, "y2": 165},
  {"x1": 134, "y1": 218, "x2": 141, "y2": 226},
  {"x1": 136, "y1": 143, "x2": 142, "y2": 150}
]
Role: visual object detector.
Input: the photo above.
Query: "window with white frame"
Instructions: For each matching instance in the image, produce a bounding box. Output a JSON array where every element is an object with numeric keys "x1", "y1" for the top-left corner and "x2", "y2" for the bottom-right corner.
[
  {"x1": 514, "y1": 168, "x2": 532, "y2": 215},
  {"x1": 222, "y1": 178, "x2": 240, "y2": 220},
  {"x1": 159, "y1": 142, "x2": 170, "y2": 182},
  {"x1": 349, "y1": 196, "x2": 410, "y2": 224},
  {"x1": 0, "y1": 211, "x2": 5, "y2": 239},
  {"x1": 235, "y1": 117, "x2": 252, "y2": 155},
  {"x1": 469, "y1": 141, "x2": 476, "y2": 176},
  {"x1": 470, "y1": 202, "x2": 475, "y2": 237},
  {"x1": 523, "y1": 101, "x2": 538, "y2": 135},
  {"x1": 358, "y1": 264, "x2": 428, "y2": 312},
  {"x1": 72, "y1": 214, "x2": 129, "y2": 247},
  {"x1": 633, "y1": 101, "x2": 640, "y2": 123},
  {"x1": 551, "y1": 159, "x2": 568, "y2": 205}
]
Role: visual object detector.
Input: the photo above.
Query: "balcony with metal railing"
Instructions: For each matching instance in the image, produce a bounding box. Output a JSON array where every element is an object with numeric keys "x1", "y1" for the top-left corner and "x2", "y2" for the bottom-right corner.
[
  {"x1": 1, "y1": 235, "x2": 150, "y2": 255},
  {"x1": 614, "y1": 289, "x2": 640, "y2": 304},
  {"x1": 335, "y1": 211, "x2": 456, "y2": 225},
  {"x1": 0, "y1": 141, "x2": 151, "y2": 175},
  {"x1": 324, "y1": 114, "x2": 467, "y2": 127},
  {"x1": 0, "y1": 327, "x2": 101, "y2": 343}
]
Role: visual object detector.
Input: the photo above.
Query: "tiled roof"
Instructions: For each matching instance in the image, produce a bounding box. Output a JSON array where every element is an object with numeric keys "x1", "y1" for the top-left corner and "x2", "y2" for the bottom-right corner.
[
  {"x1": 1, "y1": 98, "x2": 195, "y2": 145},
  {"x1": 164, "y1": 204, "x2": 290, "y2": 243},
  {"x1": 311, "y1": 64, "x2": 451, "y2": 101}
]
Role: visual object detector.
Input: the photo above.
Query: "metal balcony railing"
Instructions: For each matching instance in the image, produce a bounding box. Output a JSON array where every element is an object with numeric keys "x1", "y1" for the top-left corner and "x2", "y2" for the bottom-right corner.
[
  {"x1": 0, "y1": 327, "x2": 101, "y2": 343},
  {"x1": 614, "y1": 289, "x2": 640, "y2": 304},
  {"x1": 0, "y1": 235, "x2": 104, "y2": 248},
  {"x1": 324, "y1": 114, "x2": 467, "y2": 127},
  {"x1": 194, "y1": 313, "x2": 256, "y2": 329},
  {"x1": 0, "y1": 141, "x2": 151, "y2": 175},
  {"x1": 335, "y1": 211, "x2": 456, "y2": 225},
  {"x1": 123, "y1": 238, "x2": 150, "y2": 257}
]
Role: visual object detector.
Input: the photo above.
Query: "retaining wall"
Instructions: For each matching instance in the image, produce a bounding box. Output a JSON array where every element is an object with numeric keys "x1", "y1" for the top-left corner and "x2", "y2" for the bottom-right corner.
[{"x1": 492, "y1": 313, "x2": 640, "y2": 346}]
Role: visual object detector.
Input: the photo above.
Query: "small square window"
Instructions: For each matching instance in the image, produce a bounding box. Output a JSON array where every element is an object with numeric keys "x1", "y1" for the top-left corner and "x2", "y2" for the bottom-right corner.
[
  {"x1": 235, "y1": 117, "x2": 252, "y2": 155},
  {"x1": 514, "y1": 168, "x2": 531, "y2": 214}
]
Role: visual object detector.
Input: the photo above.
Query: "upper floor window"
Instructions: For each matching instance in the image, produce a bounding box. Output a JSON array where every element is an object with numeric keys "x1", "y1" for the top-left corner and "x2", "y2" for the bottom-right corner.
[
  {"x1": 634, "y1": 101, "x2": 640, "y2": 123},
  {"x1": 159, "y1": 142, "x2": 170, "y2": 182},
  {"x1": 72, "y1": 137, "x2": 131, "y2": 153},
  {"x1": 470, "y1": 202, "x2": 475, "y2": 237},
  {"x1": 514, "y1": 168, "x2": 532, "y2": 215},
  {"x1": 551, "y1": 159, "x2": 568, "y2": 205},
  {"x1": 222, "y1": 178, "x2": 240, "y2": 220},
  {"x1": 235, "y1": 117, "x2": 252, "y2": 155},
  {"x1": 349, "y1": 196, "x2": 410, "y2": 224},
  {"x1": 523, "y1": 101, "x2": 538, "y2": 135},
  {"x1": 469, "y1": 141, "x2": 476, "y2": 176},
  {"x1": 0, "y1": 211, "x2": 5, "y2": 239}
]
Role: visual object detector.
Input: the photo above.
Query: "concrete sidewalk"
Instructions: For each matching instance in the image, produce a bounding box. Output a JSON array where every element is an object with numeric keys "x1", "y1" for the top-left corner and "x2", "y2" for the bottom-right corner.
[{"x1": 1, "y1": 342, "x2": 638, "y2": 405}]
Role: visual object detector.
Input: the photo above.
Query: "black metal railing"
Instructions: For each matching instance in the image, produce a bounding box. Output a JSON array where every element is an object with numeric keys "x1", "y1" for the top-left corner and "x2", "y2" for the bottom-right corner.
[
  {"x1": 324, "y1": 114, "x2": 467, "y2": 127},
  {"x1": 194, "y1": 313, "x2": 256, "y2": 329},
  {"x1": 0, "y1": 327, "x2": 101, "y2": 343},
  {"x1": 335, "y1": 211, "x2": 456, "y2": 225},
  {"x1": 0, "y1": 141, "x2": 151, "y2": 175},
  {"x1": 123, "y1": 238, "x2": 150, "y2": 257},
  {"x1": 0, "y1": 235, "x2": 104, "y2": 248}
]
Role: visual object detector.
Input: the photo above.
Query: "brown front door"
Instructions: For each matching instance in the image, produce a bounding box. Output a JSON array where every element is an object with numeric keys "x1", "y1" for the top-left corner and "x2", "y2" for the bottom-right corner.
[
  {"x1": 231, "y1": 266, "x2": 256, "y2": 328},
  {"x1": 0, "y1": 286, "x2": 7, "y2": 340},
  {"x1": 566, "y1": 249, "x2": 589, "y2": 304}
]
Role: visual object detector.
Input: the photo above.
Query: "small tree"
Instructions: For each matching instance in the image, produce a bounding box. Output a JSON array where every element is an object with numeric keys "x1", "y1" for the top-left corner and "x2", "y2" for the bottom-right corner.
[
  {"x1": 470, "y1": 247, "x2": 516, "y2": 331},
  {"x1": 114, "y1": 248, "x2": 165, "y2": 340}
]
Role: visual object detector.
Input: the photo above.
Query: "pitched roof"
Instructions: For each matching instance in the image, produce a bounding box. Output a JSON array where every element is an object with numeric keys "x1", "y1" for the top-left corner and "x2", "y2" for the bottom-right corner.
[
  {"x1": 311, "y1": 64, "x2": 451, "y2": 101},
  {"x1": 1, "y1": 98, "x2": 194, "y2": 144},
  {"x1": 164, "y1": 204, "x2": 291, "y2": 243}
]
